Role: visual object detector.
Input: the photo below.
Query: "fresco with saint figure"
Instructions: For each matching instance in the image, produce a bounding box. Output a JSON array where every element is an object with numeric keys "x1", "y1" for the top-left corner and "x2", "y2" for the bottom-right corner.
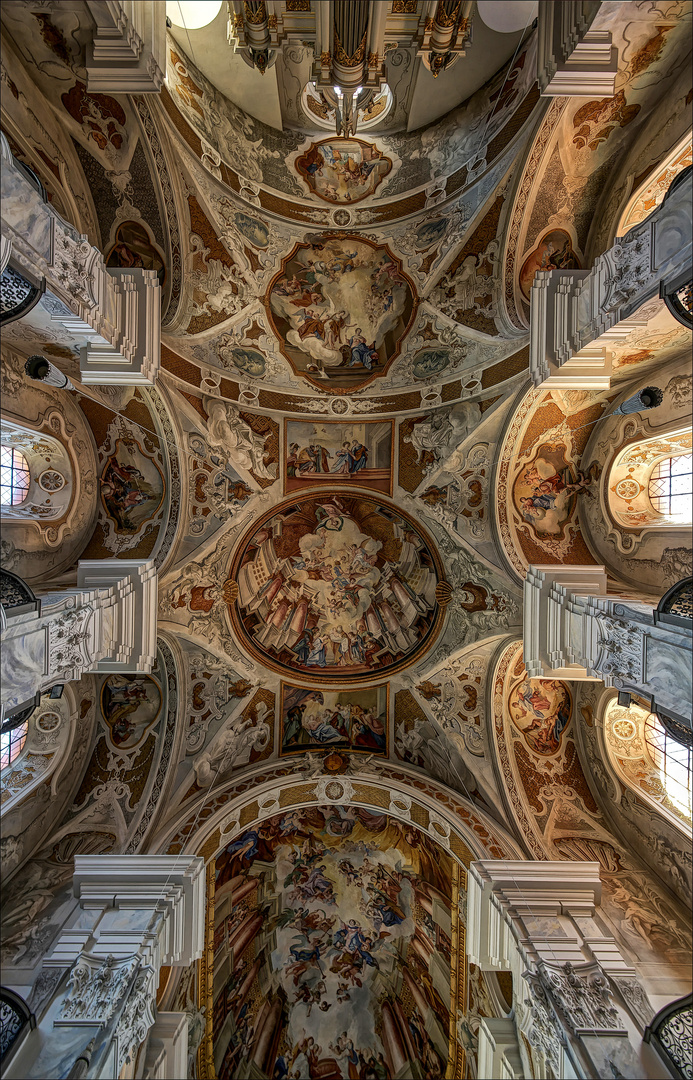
[
  {"x1": 100, "y1": 674, "x2": 162, "y2": 750},
  {"x1": 508, "y1": 676, "x2": 572, "y2": 756},
  {"x1": 212, "y1": 806, "x2": 455, "y2": 1080},
  {"x1": 281, "y1": 684, "x2": 388, "y2": 755},
  {"x1": 295, "y1": 138, "x2": 392, "y2": 204},
  {"x1": 285, "y1": 419, "x2": 393, "y2": 495},
  {"x1": 512, "y1": 441, "x2": 599, "y2": 540},
  {"x1": 266, "y1": 235, "x2": 416, "y2": 391},
  {"x1": 100, "y1": 436, "x2": 165, "y2": 536},
  {"x1": 230, "y1": 494, "x2": 442, "y2": 681}
]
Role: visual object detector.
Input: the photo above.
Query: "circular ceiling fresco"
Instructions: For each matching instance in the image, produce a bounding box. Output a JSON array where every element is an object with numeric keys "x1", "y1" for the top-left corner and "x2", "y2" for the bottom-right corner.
[
  {"x1": 265, "y1": 234, "x2": 417, "y2": 393},
  {"x1": 230, "y1": 493, "x2": 444, "y2": 682}
]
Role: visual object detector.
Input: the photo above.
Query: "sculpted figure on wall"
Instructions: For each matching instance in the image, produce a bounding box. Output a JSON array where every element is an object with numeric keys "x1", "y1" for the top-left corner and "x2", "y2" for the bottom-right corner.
[{"x1": 204, "y1": 399, "x2": 277, "y2": 480}]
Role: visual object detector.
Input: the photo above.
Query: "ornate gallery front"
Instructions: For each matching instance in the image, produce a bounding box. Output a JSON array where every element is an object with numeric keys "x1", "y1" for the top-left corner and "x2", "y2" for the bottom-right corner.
[{"x1": 0, "y1": 2, "x2": 691, "y2": 1079}]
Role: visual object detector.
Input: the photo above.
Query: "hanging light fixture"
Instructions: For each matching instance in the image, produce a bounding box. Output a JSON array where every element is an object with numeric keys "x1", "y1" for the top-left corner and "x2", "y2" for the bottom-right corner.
[
  {"x1": 166, "y1": 2, "x2": 222, "y2": 31},
  {"x1": 24, "y1": 355, "x2": 74, "y2": 391},
  {"x1": 612, "y1": 386, "x2": 664, "y2": 415}
]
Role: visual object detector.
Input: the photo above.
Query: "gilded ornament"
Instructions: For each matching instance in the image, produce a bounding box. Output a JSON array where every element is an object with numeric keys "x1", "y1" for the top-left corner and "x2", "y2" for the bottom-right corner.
[
  {"x1": 222, "y1": 579, "x2": 240, "y2": 604},
  {"x1": 435, "y1": 580, "x2": 453, "y2": 606}
]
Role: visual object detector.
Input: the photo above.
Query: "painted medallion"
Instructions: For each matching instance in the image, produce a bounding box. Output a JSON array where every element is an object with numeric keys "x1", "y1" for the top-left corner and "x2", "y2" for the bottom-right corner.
[
  {"x1": 295, "y1": 138, "x2": 392, "y2": 204},
  {"x1": 100, "y1": 674, "x2": 162, "y2": 750},
  {"x1": 230, "y1": 494, "x2": 443, "y2": 682},
  {"x1": 266, "y1": 235, "x2": 417, "y2": 392}
]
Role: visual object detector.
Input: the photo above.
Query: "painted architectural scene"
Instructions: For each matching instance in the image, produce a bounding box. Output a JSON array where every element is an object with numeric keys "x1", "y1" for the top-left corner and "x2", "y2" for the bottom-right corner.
[
  {"x1": 280, "y1": 684, "x2": 388, "y2": 754},
  {"x1": 267, "y1": 237, "x2": 416, "y2": 391},
  {"x1": 212, "y1": 807, "x2": 455, "y2": 1080},
  {"x1": 231, "y1": 495, "x2": 440, "y2": 680},
  {"x1": 285, "y1": 420, "x2": 393, "y2": 494},
  {"x1": 295, "y1": 138, "x2": 392, "y2": 204}
]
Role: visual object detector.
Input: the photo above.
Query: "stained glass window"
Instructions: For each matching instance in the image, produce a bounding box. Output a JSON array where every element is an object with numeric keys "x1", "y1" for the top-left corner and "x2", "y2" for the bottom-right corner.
[
  {"x1": 648, "y1": 455, "x2": 693, "y2": 520},
  {"x1": 0, "y1": 446, "x2": 30, "y2": 506},
  {"x1": 0, "y1": 721, "x2": 28, "y2": 770},
  {"x1": 644, "y1": 712, "x2": 692, "y2": 820}
]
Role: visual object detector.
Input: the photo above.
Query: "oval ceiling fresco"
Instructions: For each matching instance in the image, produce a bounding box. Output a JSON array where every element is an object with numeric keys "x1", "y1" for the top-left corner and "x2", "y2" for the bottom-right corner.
[
  {"x1": 265, "y1": 234, "x2": 417, "y2": 393},
  {"x1": 229, "y1": 493, "x2": 444, "y2": 682}
]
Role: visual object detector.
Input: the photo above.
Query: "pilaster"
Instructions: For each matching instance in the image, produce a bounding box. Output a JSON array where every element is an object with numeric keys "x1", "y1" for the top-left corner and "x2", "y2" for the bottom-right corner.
[
  {"x1": 84, "y1": 1, "x2": 166, "y2": 92},
  {"x1": 529, "y1": 169, "x2": 692, "y2": 387},
  {"x1": 5, "y1": 857, "x2": 204, "y2": 1080},
  {"x1": 468, "y1": 860, "x2": 655, "y2": 1079},
  {"x1": 523, "y1": 566, "x2": 693, "y2": 732},
  {"x1": 0, "y1": 560, "x2": 157, "y2": 721},
  {"x1": 1, "y1": 134, "x2": 161, "y2": 385},
  {"x1": 537, "y1": 1, "x2": 617, "y2": 97}
]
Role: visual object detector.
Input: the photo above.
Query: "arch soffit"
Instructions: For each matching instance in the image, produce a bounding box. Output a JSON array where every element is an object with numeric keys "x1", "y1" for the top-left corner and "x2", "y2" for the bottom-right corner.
[{"x1": 148, "y1": 760, "x2": 526, "y2": 868}]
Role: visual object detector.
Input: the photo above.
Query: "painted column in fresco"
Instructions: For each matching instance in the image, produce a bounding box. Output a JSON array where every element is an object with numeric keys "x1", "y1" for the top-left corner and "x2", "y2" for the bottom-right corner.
[
  {"x1": 251, "y1": 996, "x2": 284, "y2": 1072},
  {"x1": 402, "y1": 966, "x2": 432, "y2": 1019},
  {"x1": 381, "y1": 1001, "x2": 408, "y2": 1075},
  {"x1": 227, "y1": 912, "x2": 264, "y2": 965}
]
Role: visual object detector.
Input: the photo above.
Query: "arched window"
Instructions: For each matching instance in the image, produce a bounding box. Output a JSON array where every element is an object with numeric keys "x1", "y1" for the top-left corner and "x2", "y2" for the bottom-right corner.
[
  {"x1": 1, "y1": 694, "x2": 75, "y2": 812},
  {"x1": 0, "y1": 446, "x2": 30, "y2": 506},
  {"x1": 607, "y1": 430, "x2": 693, "y2": 530},
  {"x1": 648, "y1": 454, "x2": 692, "y2": 521},
  {"x1": 603, "y1": 695, "x2": 692, "y2": 830},
  {"x1": 644, "y1": 712, "x2": 691, "y2": 821},
  {"x1": 0, "y1": 421, "x2": 72, "y2": 524},
  {"x1": 0, "y1": 717, "x2": 28, "y2": 770}
]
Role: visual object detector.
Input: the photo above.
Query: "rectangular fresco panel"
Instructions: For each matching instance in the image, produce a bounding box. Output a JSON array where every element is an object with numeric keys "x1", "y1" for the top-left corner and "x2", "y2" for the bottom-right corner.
[
  {"x1": 285, "y1": 419, "x2": 393, "y2": 494},
  {"x1": 280, "y1": 682, "x2": 388, "y2": 755}
]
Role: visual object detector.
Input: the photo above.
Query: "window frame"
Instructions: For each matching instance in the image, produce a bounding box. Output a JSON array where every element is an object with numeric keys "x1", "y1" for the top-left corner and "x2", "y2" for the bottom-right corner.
[
  {"x1": 0, "y1": 445, "x2": 31, "y2": 507},
  {"x1": 647, "y1": 453, "x2": 693, "y2": 521}
]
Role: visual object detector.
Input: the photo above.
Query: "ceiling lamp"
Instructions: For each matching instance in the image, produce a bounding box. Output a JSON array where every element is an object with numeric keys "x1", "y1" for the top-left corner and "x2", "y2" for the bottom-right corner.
[
  {"x1": 166, "y1": 1, "x2": 222, "y2": 31},
  {"x1": 476, "y1": 1, "x2": 537, "y2": 33}
]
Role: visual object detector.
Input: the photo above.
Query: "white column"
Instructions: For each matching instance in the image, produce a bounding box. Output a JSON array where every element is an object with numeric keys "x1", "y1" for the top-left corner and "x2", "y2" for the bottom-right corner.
[
  {"x1": 1, "y1": 134, "x2": 161, "y2": 385},
  {"x1": 84, "y1": 1, "x2": 166, "y2": 93},
  {"x1": 523, "y1": 565, "x2": 693, "y2": 731},
  {"x1": 4, "y1": 856, "x2": 205, "y2": 1080},
  {"x1": 477, "y1": 1018, "x2": 524, "y2": 1079},
  {"x1": 537, "y1": 1, "x2": 617, "y2": 96},
  {"x1": 529, "y1": 168, "x2": 692, "y2": 387},
  {"x1": 468, "y1": 860, "x2": 655, "y2": 1080},
  {"x1": 143, "y1": 1013, "x2": 189, "y2": 1079},
  {"x1": 0, "y1": 559, "x2": 157, "y2": 721}
]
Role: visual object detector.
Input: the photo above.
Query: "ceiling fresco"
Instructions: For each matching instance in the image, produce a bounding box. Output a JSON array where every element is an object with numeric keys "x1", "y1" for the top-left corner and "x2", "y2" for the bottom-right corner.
[
  {"x1": 202, "y1": 807, "x2": 459, "y2": 1080},
  {"x1": 230, "y1": 493, "x2": 444, "y2": 682},
  {"x1": 266, "y1": 235, "x2": 417, "y2": 392},
  {"x1": 294, "y1": 139, "x2": 394, "y2": 205},
  {"x1": 1, "y1": 4, "x2": 692, "y2": 1079}
]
